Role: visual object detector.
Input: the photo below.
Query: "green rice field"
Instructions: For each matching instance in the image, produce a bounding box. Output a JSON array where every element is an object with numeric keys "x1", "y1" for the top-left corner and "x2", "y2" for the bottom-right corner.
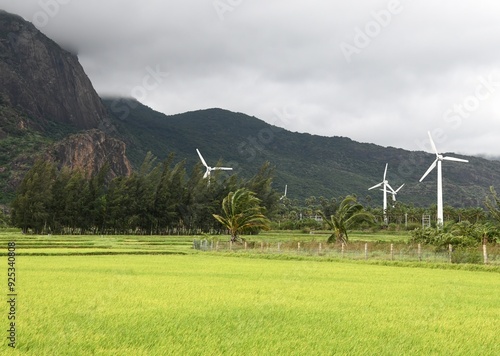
[{"x1": 2, "y1": 229, "x2": 499, "y2": 355}]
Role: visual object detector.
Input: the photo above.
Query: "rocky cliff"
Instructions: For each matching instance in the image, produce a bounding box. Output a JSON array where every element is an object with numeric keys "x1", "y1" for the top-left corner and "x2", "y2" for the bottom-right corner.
[
  {"x1": 47, "y1": 130, "x2": 133, "y2": 178},
  {"x1": 0, "y1": 10, "x2": 113, "y2": 131}
]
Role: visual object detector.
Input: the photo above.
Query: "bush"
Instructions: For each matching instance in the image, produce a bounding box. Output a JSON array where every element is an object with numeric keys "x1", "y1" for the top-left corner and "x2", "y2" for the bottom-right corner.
[
  {"x1": 410, "y1": 227, "x2": 478, "y2": 248},
  {"x1": 387, "y1": 223, "x2": 398, "y2": 231},
  {"x1": 410, "y1": 227, "x2": 438, "y2": 245}
]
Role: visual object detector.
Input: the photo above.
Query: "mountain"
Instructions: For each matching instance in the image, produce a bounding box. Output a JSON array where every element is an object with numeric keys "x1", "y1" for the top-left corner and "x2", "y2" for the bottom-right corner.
[
  {"x1": 0, "y1": 10, "x2": 112, "y2": 131},
  {"x1": 102, "y1": 98, "x2": 500, "y2": 207},
  {"x1": 0, "y1": 10, "x2": 130, "y2": 202}
]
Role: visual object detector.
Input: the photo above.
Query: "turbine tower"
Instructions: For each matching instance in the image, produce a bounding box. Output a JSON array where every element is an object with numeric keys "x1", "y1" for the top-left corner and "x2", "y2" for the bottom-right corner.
[
  {"x1": 419, "y1": 132, "x2": 468, "y2": 227},
  {"x1": 368, "y1": 163, "x2": 394, "y2": 225},
  {"x1": 279, "y1": 184, "x2": 287, "y2": 200},
  {"x1": 196, "y1": 149, "x2": 233, "y2": 184}
]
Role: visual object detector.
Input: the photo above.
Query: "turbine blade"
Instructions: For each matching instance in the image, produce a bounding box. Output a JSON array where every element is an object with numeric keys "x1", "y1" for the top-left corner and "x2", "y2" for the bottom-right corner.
[
  {"x1": 196, "y1": 149, "x2": 208, "y2": 168},
  {"x1": 369, "y1": 182, "x2": 383, "y2": 190},
  {"x1": 443, "y1": 156, "x2": 469, "y2": 163},
  {"x1": 383, "y1": 163, "x2": 388, "y2": 181},
  {"x1": 203, "y1": 170, "x2": 209, "y2": 179},
  {"x1": 419, "y1": 159, "x2": 437, "y2": 182},
  {"x1": 284, "y1": 185, "x2": 287, "y2": 195},
  {"x1": 428, "y1": 131, "x2": 439, "y2": 156},
  {"x1": 386, "y1": 183, "x2": 395, "y2": 193},
  {"x1": 212, "y1": 167, "x2": 233, "y2": 171},
  {"x1": 395, "y1": 184, "x2": 405, "y2": 193}
]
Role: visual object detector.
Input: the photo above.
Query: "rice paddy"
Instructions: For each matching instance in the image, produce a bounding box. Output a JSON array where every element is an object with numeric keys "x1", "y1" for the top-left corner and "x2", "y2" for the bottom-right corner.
[{"x1": 2, "y1": 229, "x2": 499, "y2": 355}]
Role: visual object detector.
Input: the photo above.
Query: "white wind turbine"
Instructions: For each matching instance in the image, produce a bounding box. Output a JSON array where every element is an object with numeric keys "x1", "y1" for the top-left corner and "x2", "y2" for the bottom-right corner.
[
  {"x1": 196, "y1": 149, "x2": 233, "y2": 184},
  {"x1": 419, "y1": 132, "x2": 468, "y2": 227},
  {"x1": 369, "y1": 163, "x2": 394, "y2": 225},
  {"x1": 279, "y1": 184, "x2": 287, "y2": 200},
  {"x1": 386, "y1": 184, "x2": 405, "y2": 202}
]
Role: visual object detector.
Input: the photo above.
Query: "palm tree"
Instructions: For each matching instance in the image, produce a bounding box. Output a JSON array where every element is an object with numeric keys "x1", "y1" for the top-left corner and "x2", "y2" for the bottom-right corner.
[
  {"x1": 320, "y1": 195, "x2": 374, "y2": 244},
  {"x1": 484, "y1": 186, "x2": 500, "y2": 223},
  {"x1": 213, "y1": 188, "x2": 270, "y2": 242}
]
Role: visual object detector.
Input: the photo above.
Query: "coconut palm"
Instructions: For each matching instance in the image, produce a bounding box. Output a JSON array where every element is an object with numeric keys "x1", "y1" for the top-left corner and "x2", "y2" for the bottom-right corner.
[
  {"x1": 213, "y1": 188, "x2": 270, "y2": 242},
  {"x1": 484, "y1": 186, "x2": 500, "y2": 224},
  {"x1": 320, "y1": 195, "x2": 374, "y2": 244}
]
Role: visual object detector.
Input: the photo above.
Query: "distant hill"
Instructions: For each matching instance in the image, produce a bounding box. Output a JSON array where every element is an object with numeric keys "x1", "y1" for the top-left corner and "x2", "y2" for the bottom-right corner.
[{"x1": 102, "y1": 98, "x2": 500, "y2": 207}]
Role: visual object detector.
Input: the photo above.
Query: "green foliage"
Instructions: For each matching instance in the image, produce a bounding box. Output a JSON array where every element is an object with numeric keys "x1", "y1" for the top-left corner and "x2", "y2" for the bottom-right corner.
[
  {"x1": 213, "y1": 188, "x2": 271, "y2": 242},
  {"x1": 0, "y1": 208, "x2": 8, "y2": 227},
  {"x1": 320, "y1": 195, "x2": 374, "y2": 244},
  {"x1": 409, "y1": 221, "x2": 498, "y2": 248},
  {"x1": 10, "y1": 160, "x2": 57, "y2": 233},
  {"x1": 10, "y1": 153, "x2": 278, "y2": 235},
  {"x1": 485, "y1": 186, "x2": 500, "y2": 224}
]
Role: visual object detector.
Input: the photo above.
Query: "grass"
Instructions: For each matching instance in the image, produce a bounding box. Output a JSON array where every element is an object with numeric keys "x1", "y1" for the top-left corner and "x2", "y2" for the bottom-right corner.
[
  {"x1": 0, "y1": 231, "x2": 194, "y2": 256},
  {"x1": 244, "y1": 230, "x2": 411, "y2": 243},
  {"x1": 1, "y1": 229, "x2": 499, "y2": 354},
  {"x1": 10, "y1": 254, "x2": 500, "y2": 355}
]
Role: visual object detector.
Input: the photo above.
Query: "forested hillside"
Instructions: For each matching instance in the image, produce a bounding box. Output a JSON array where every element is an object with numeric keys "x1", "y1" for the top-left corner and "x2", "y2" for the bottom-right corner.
[{"x1": 103, "y1": 98, "x2": 500, "y2": 207}]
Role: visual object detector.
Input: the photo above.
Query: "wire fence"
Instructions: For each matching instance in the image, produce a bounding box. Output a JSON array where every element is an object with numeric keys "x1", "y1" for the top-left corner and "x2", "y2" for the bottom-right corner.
[{"x1": 193, "y1": 239, "x2": 499, "y2": 265}]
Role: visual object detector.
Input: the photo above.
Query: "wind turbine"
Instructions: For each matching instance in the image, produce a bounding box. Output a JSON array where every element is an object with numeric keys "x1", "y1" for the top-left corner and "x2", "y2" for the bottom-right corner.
[
  {"x1": 280, "y1": 184, "x2": 287, "y2": 200},
  {"x1": 369, "y1": 163, "x2": 394, "y2": 224},
  {"x1": 386, "y1": 184, "x2": 405, "y2": 202},
  {"x1": 419, "y1": 131, "x2": 468, "y2": 227},
  {"x1": 196, "y1": 149, "x2": 233, "y2": 184}
]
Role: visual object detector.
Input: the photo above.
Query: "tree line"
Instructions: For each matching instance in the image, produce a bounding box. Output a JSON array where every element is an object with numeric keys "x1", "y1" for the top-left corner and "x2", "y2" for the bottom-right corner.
[
  {"x1": 9, "y1": 150, "x2": 500, "y2": 241},
  {"x1": 10, "y1": 153, "x2": 279, "y2": 235}
]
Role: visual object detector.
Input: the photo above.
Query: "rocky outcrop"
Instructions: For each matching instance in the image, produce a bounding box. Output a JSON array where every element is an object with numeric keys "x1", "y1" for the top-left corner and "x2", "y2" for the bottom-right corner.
[
  {"x1": 0, "y1": 10, "x2": 113, "y2": 131},
  {"x1": 47, "y1": 129, "x2": 133, "y2": 178}
]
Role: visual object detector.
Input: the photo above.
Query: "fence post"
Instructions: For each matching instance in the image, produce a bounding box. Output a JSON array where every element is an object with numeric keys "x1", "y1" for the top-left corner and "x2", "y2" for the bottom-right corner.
[
  {"x1": 448, "y1": 244, "x2": 452, "y2": 263},
  {"x1": 390, "y1": 243, "x2": 394, "y2": 261},
  {"x1": 418, "y1": 243, "x2": 422, "y2": 261},
  {"x1": 341, "y1": 243, "x2": 345, "y2": 258},
  {"x1": 230, "y1": 241, "x2": 232, "y2": 250},
  {"x1": 216, "y1": 240, "x2": 219, "y2": 251},
  {"x1": 319, "y1": 243, "x2": 322, "y2": 255},
  {"x1": 365, "y1": 243, "x2": 368, "y2": 260},
  {"x1": 244, "y1": 241, "x2": 247, "y2": 250},
  {"x1": 298, "y1": 242, "x2": 301, "y2": 252},
  {"x1": 483, "y1": 244, "x2": 488, "y2": 265}
]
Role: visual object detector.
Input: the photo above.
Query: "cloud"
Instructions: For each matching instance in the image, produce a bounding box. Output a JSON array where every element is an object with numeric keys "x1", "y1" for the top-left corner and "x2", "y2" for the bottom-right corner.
[{"x1": 2, "y1": 0, "x2": 500, "y2": 156}]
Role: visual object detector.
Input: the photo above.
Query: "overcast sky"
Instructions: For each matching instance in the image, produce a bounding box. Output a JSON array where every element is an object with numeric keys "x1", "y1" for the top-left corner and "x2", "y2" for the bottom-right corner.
[{"x1": 2, "y1": 0, "x2": 500, "y2": 157}]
